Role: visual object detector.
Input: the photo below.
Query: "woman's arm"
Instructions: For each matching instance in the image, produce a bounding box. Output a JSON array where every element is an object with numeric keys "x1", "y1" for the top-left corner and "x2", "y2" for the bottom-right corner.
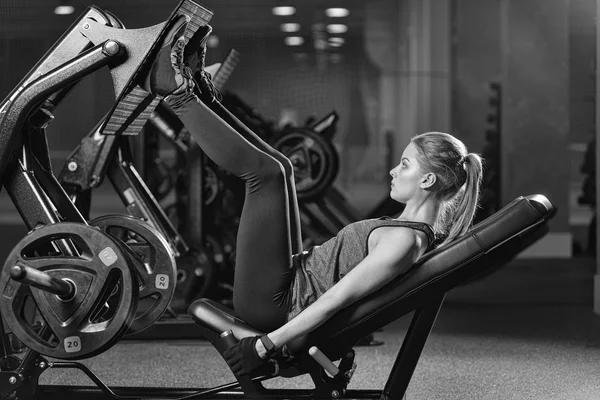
[{"x1": 256, "y1": 227, "x2": 422, "y2": 357}]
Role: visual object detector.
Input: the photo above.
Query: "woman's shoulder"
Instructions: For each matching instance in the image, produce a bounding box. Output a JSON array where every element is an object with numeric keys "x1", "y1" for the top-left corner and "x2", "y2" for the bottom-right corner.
[
  {"x1": 369, "y1": 224, "x2": 417, "y2": 248},
  {"x1": 371, "y1": 220, "x2": 433, "y2": 253}
]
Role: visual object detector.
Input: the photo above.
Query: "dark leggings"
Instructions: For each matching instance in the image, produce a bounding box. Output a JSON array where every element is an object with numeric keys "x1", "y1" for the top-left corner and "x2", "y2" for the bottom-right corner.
[{"x1": 166, "y1": 92, "x2": 299, "y2": 332}]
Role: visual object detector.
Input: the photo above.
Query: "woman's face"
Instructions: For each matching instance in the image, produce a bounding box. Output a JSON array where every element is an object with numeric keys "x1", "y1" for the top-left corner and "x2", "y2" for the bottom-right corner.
[{"x1": 389, "y1": 142, "x2": 426, "y2": 202}]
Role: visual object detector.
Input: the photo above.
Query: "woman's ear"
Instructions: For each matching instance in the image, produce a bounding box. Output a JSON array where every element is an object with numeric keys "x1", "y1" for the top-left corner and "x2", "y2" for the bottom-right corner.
[{"x1": 420, "y1": 172, "x2": 436, "y2": 189}]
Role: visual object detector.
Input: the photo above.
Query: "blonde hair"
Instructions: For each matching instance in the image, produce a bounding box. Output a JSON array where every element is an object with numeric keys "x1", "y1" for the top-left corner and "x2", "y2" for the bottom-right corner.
[{"x1": 411, "y1": 132, "x2": 483, "y2": 247}]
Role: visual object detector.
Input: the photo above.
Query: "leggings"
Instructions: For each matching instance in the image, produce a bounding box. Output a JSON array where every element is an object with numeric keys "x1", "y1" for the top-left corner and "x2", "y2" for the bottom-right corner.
[{"x1": 166, "y1": 91, "x2": 299, "y2": 332}]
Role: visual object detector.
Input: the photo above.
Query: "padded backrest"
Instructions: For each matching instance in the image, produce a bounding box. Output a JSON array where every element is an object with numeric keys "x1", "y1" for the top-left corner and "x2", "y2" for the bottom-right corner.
[{"x1": 287, "y1": 194, "x2": 554, "y2": 357}]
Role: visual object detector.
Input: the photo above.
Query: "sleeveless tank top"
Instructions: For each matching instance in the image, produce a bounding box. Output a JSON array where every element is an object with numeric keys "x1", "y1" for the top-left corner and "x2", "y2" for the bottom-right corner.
[{"x1": 286, "y1": 218, "x2": 435, "y2": 321}]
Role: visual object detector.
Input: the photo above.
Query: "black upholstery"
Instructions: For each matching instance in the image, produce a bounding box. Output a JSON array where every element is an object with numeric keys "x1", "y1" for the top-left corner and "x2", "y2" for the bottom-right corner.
[{"x1": 189, "y1": 194, "x2": 554, "y2": 359}]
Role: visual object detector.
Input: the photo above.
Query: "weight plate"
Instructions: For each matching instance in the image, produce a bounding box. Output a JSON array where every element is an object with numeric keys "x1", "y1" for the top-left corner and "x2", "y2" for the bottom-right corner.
[
  {"x1": 0, "y1": 222, "x2": 137, "y2": 360},
  {"x1": 272, "y1": 129, "x2": 339, "y2": 201},
  {"x1": 89, "y1": 215, "x2": 177, "y2": 334}
]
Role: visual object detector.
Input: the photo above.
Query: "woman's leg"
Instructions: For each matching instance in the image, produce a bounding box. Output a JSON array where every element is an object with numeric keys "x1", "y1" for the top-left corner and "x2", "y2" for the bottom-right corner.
[
  {"x1": 199, "y1": 98, "x2": 302, "y2": 254},
  {"x1": 187, "y1": 24, "x2": 302, "y2": 253},
  {"x1": 166, "y1": 92, "x2": 295, "y2": 332}
]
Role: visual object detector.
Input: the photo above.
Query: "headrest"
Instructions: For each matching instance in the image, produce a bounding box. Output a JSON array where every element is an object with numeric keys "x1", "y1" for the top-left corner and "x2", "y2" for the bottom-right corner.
[{"x1": 286, "y1": 194, "x2": 554, "y2": 356}]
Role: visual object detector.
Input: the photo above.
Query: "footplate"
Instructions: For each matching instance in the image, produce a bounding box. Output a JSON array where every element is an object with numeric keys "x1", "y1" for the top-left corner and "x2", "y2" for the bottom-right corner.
[{"x1": 89, "y1": 0, "x2": 213, "y2": 136}]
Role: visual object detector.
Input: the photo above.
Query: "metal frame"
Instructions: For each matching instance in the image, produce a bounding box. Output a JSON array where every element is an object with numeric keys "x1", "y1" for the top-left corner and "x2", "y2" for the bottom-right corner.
[{"x1": 26, "y1": 296, "x2": 445, "y2": 399}]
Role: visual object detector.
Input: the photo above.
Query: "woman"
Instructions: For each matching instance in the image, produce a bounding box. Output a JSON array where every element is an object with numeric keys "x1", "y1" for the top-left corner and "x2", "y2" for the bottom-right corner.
[{"x1": 142, "y1": 17, "x2": 483, "y2": 376}]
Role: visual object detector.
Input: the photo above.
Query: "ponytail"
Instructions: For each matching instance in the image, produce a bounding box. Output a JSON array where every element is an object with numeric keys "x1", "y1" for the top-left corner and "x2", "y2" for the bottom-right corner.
[
  {"x1": 438, "y1": 153, "x2": 483, "y2": 247},
  {"x1": 411, "y1": 132, "x2": 484, "y2": 248}
]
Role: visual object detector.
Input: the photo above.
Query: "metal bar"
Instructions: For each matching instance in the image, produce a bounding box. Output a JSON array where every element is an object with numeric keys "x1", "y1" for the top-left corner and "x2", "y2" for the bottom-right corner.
[
  {"x1": 10, "y1": 264, "x2": 75, "y2": 300},
  {"x1": 47, "y1": 363, "x2": 278, "y2": 400},
  {"x1": 0, "y1": 7, "x2": 112, "y2": 105},
  {"x1": 5, "y1": 146, "x2": 63, "y2": 229},
  {"x1": 381, "y1": 295, "x2": 445, "y2": 400},
  {"x1": 36, "y1": 385, "x2": 382, "y2": 399},
  {"x1": 28, "y1": 130, "x2": 87, "y2": 224}
]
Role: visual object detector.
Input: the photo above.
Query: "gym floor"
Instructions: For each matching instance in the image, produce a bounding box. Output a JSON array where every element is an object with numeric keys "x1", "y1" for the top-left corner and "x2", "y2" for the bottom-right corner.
[{"x1": 28, "y1": 257, "x2": 600, "y2": 400}]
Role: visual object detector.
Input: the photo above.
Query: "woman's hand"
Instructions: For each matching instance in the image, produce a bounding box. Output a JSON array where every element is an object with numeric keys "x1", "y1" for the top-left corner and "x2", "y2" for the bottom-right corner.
[{"x1": 223, "y1": 336, "x2": 268, "y2": 376}]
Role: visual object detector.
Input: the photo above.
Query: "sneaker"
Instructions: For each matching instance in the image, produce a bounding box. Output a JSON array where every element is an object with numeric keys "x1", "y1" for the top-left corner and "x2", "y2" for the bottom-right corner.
[
  {"x1": 182, "y1": 24, "x2": 211, "y2": 74},
  {"x1": 142, "y1": 15, "x2": 192, "y2": 97},
  {"x1": 189, "y1": 25, "x2": 222, "y2": 102}
]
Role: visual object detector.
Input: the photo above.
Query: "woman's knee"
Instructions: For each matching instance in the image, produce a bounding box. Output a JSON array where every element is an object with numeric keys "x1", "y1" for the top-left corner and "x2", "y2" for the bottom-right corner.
[
  {"x1": 276, "y1": 155, "x2": 295, "y2": 182},
  {"x1": 253, "y1": 155, "x2": 287, "y2": 186},
  {"x1": 262, "y1": 152, "x2": 295, "y2": 185}
]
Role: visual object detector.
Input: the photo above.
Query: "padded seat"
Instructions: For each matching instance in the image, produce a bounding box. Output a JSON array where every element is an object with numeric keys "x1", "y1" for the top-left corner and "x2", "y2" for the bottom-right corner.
[{"x1": 189, "y1": 194, "x2": 554, "y2": 360}]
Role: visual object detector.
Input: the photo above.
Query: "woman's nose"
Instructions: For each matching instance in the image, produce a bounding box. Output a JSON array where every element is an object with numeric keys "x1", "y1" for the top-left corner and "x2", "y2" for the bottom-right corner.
[{"x1": 390, "y1": 169, "x2": 396, "y2": 178}]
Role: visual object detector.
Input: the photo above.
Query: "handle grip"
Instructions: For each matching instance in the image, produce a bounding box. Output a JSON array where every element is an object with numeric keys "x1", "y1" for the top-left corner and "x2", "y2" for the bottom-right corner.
[{"x1": 309, "y1": 346, "x2": 339, "y2": 376}]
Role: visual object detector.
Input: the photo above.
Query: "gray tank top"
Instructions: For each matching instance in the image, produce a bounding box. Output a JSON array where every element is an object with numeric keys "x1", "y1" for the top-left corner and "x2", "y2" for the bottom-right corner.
[{"x1": 287, "y1": 218, "x2": 434, "y2": 321}]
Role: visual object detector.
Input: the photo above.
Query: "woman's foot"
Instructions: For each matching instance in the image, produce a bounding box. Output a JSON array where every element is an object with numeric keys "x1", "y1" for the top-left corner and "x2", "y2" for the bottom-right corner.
[
  {"x1": 189, "y1": 25, "x2": 222, "y2": 102},
  {"x1": 142, "y1": 17, "x2": 213, "y2": 98}
]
